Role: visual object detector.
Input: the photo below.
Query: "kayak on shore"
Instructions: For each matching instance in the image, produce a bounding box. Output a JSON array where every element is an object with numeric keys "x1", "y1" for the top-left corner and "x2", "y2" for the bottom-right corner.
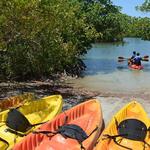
[
  {"x1": 94, "y1": 101, "x2": 150, "y2": 150},
  {"x1": 0, "y1": 95, "x2": 63, "y2": 150},
  {"x1": 13, "y1": 99, "x2": 103, "y2": 150}
]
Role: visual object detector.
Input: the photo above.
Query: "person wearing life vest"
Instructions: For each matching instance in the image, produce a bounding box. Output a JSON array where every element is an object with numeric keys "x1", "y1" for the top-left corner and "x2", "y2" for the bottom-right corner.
[
  {"x1": 128, "y1": 51, "x2": 136, "y2": 65},
  {"x1": 133, "y1": 53, "x2": 142, "y2": 66}
]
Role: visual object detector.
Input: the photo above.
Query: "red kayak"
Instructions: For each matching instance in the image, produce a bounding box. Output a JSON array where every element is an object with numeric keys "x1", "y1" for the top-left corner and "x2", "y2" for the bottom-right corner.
[{"x1": 129, "y1": 64, "x2": 143, "y2": 70}]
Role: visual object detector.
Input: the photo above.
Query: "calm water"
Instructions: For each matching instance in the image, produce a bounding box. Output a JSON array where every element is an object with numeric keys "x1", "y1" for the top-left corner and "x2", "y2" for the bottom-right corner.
[{"x1": 68, "y1": 38, "x2": 150, "y2": 94}]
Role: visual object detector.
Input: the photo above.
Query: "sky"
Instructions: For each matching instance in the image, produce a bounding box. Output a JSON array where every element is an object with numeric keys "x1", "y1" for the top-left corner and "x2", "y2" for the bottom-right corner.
[{"x1": 112, "y1": 0, "x2": 150, "y2": 17}]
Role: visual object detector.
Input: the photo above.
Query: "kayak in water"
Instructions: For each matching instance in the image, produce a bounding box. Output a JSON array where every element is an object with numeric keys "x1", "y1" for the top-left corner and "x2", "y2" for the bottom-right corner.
[{"x1": 129, "y1": 64, "x2": 144, "y2": 70}]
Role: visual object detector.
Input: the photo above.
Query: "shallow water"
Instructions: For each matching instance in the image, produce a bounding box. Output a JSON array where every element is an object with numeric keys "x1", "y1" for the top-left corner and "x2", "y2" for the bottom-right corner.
[{"x1": 68, "y1": 38, "x2": 150, "y2": 94}]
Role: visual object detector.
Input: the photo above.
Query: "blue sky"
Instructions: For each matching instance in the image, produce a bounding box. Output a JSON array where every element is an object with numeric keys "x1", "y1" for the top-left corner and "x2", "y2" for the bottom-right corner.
[{"x1": 112, "y1": 0, "x2": 150, "y2": 17}]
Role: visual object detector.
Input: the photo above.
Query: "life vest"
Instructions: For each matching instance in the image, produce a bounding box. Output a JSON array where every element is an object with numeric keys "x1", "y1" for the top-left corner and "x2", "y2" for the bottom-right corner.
[{"x1": 134, "y1": 56, "x2": 142, "y2": 65}]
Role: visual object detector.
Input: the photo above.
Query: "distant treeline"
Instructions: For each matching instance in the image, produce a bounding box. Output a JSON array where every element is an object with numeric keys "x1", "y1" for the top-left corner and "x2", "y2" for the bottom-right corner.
[
  {"x1": 0, "y1": 0, "x2": 149, "y2": 80},
  {"x1": 125, "y1": 16, "x2": 150, "y2": 40}
]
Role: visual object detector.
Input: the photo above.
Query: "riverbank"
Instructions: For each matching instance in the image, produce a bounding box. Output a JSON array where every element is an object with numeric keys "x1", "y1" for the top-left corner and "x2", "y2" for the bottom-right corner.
[
  {"x1": 1, "y1": 79, "x2": 150, "y2": 99},
  {"x1": 0, "y1": 79, "x2": 99, "y2": 110},
  {"x1": 0, "y1": 79, "x2": 150, "y2": 124}
]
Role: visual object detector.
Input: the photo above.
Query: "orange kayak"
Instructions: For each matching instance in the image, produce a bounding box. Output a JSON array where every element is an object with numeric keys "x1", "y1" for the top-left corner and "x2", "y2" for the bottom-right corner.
[
  {"x1": 13, "y1": 99, "x2": 103, "y2": 150},
  {"x1": 94, "y1": 101, "x2": 150, "y2": 150},
  {"x1": 129, "y1": 64, "x2": 143, "y2": 70}
]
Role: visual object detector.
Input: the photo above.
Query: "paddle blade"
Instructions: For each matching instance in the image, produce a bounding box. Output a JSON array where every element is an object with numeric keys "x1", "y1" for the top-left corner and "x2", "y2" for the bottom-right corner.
[
  {"x1": 142, "y1": 58, "x2": 149, "y2": 61},
  {"x1": 143, "y1": 55, "x2": 149, "y2": 58},
  {"x1": 118, "y1": 56, "x2": 124, "y2": 59},
  {"x1": 118, "y1": 59, "x2": 125, "y2": 62}
]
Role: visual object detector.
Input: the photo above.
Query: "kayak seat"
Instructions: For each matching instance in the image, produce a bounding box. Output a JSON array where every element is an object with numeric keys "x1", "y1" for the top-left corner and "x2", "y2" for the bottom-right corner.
[
  {"x1": 34, "y1": 121, "x2": 98, "y2": 150},
  {"x1": 6, "y1": 109, "x2": 32, "y2": 133},
  {"x1": 118, "y1": 119, "x2": 147, "y2": 141},
  {"x1": 6, "y1": 108, "x2": 46, "y2": 133},
  {"x1": 103, "y1": 119, "x2": 150, "y2": 149}
]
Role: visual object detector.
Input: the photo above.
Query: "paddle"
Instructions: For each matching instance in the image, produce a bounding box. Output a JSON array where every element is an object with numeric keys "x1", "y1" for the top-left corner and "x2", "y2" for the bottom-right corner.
[
  {"x1": 118, "y1": 59, "x2": 127, "y2": 62},
  {"x1": 118, "y1": 56, "x2": 129, "y2": 60},
  {"x1": 143, "y1": 55, "x2": 149, "y2": 59},
  {"x1": 142, "y1": 58, "x2": 149, "y2": 61},
  {"x1": 118, "y1": 58, "x2": 149, "y2": 63},
  {"x1": 118, "y1": 55, "x2": 149, "y2": 62}
]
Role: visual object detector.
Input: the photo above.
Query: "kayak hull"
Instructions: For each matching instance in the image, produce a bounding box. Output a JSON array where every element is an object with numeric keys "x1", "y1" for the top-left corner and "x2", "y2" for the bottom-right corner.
[
  {"x1": 13, "y1": 99, "x2": 103, "y2": 150},
  {"x1": 129, "y1": 64, "x2": 143, "y2": 70},
  {"x1": 0, "y1": 95, "x2": 63, "y2": 149},
  {"x1": 94, "y1": 101, "x2": 150, "y2": 150}
]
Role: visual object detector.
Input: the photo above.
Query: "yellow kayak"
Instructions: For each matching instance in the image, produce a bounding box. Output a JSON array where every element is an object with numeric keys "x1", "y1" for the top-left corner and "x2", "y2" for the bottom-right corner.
[
  {"x1": 0, "y1": 93, "x2": 35, "y2": 111},
  {"x1": 0, "y1": 95, "x2": 63, "y2": 150},
  {"x1": 95, "y1": 101, "x2": 150, "y2": 150}
]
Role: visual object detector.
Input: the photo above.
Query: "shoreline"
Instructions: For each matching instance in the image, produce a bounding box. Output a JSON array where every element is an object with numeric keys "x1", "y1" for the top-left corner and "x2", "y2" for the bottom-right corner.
[
  {"x1": 0, "y1": 79, "x2": 99, "y2": 111},
  {"x1": 1, "y1": 79, "x2": 150, "y2": 100},
  {"x1": 0, "y1": 79, "x2": 150, "y2": 119}
]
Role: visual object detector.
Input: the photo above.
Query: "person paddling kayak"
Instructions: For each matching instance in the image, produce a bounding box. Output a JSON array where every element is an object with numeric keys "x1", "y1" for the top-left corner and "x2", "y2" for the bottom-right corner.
[
  {"x1": 133, "y1": 53, "x2": 142, "y2": 66},
  {"x1": 128, "y1": 51, "x2": 136, "y2": 65},
  {"x1": 128, "y1": 52, "x2": 143, "y2": 70}
]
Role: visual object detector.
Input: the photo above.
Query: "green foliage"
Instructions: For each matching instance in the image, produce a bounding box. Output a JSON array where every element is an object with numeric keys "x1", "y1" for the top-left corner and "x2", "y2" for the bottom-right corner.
[
  {"x1": 80, "y1": 0, "x2": 125, "y2": 42},
  {"x1": 125, "y1": 16, "x2": 150, "y2": 40},
  {"x1": 96, "y1": 13, "x2": 127, "y2": 42},
  {"x1": 134, "y1": 0, "x2": 150, "y2": 40},
  {"x1": 139, "y1": 17, "x2": 150, "y2": 40},
  {"x1": 136, "y1": 0, "x2": 150, "y2": 12},
  {"x1": 0, "y1": 0, "x2": 130, "y2": 80},
  {"x1": 0, "y1": 0, "x2": 98, "y2": 79}
]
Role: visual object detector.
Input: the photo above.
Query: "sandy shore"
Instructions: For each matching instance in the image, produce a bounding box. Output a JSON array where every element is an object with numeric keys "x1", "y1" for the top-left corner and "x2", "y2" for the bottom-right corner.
[
  {"x1": 0, "y1": 80, "x2": 99, "y2": 110},
  {"x1": 0, "y1": 80, "x2": 149, "y2": 123}
]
